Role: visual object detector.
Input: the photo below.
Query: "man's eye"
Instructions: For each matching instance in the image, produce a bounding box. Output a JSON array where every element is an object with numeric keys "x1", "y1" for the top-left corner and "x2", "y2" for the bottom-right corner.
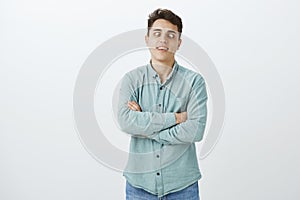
[
  {"x1": 153, "y1": 32, "x2": 161, "y2": 37},
  {"x1": 168, "y1": 33, "x2": 175, "y2": 39}
]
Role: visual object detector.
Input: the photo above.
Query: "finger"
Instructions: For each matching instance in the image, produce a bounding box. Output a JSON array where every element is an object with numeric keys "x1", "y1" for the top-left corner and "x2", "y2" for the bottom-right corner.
[
  {"x1": 128, "y1": 101, "x2": 135, "y2": 108},
  {"x1": 130, "y1": 101, "x2": 138, "y2": 105},
  {"x1": 128, "y1": 101, "x2": 142, "y2": 112},
  {"x1": 130, "y1": 102, "x2": 139, "y2": 110},
  {"x1": 130, "y1": 101, "x2": 139, "y2": 108},
  {"x1": 127, "y1": 102, "x2": 137, "y2": 111},
  {"x1": 128, "y1": 105, "x2": 136, "y2": 111},
  {"x1": 131, "y1": 101, "x2": 141, "y2": 111}
]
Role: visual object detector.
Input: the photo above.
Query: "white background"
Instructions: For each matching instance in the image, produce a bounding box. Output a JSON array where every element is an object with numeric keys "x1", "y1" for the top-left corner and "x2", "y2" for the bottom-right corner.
[{"x1": 1, "y1": 0, "x2": 300, "y2": 199}]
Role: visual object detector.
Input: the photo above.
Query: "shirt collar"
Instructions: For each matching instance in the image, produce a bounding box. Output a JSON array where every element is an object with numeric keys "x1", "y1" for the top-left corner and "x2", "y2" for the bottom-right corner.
[{"x1": 147, "y1": 60, "x2": 179, "y2": 82}]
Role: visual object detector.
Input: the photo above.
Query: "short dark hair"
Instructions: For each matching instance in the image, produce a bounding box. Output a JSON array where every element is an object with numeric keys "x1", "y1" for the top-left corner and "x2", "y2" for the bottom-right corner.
[{"x1": 147, "y1": 8, "x2": 183, "y2": 36}]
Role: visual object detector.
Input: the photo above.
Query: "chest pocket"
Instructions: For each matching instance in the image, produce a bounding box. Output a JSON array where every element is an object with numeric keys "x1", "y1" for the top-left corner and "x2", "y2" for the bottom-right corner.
[{"x1": 173, "y1": 97, "x2": 188, "y2": 112}]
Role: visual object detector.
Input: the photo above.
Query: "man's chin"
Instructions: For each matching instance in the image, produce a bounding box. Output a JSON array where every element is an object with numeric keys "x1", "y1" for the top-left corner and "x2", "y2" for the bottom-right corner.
[{"x1": 153, "y1": 54, "x2": 173, "y2": 61}]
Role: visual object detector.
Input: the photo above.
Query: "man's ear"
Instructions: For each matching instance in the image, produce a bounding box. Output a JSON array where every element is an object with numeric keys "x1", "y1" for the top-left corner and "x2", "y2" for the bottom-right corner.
[
  {"x1": 145, "y1": 35, "x2": 149, "y2": 46},
  {"x1": 177, "y1": 38, "x2": 182, "y2": 50}
]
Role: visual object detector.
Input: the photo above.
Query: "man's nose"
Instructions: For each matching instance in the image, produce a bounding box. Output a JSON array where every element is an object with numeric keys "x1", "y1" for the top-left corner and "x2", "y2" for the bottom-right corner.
[{"x1": 159, "y1": 34, "x2": 168, "y2": 44}]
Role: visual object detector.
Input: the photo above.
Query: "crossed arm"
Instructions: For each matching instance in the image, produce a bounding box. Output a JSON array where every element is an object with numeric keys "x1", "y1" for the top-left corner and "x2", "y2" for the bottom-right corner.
[
  {"x1": 127, "y1": 101, "x2": 187, "y2": 124},
  {"x1": 117, "y1": 74, "x2": 208, "y2": 145}
]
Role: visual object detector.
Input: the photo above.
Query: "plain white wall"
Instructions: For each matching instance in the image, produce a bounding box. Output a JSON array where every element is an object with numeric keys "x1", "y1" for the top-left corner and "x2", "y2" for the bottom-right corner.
[{"x1": 1, "y1": 0, "x2": 299, "y2": 199}]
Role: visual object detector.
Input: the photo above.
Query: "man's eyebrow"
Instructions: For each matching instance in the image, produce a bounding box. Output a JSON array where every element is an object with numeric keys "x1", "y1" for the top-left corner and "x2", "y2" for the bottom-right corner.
[
  {"x1": 152, "y1": 28, "x2": 162, "y2": 32},
  {"x1": 150, "y1": 28, "x2": 178, "y2": 34},
  {"x1": 167, "y1": 30, "x2": 176, "y2": 34}
]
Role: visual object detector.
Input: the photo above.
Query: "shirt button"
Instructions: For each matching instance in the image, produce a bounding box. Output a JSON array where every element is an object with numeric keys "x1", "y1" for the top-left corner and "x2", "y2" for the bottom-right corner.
[
  {"x1": 156, "y1": 155, "x2": 160, "y2": 158},
  {"x1": 157, "y1": 172, "x2": 160, "y2": 176},
  {"x1": 158, "y1": 104, "x2": 161, "y2": 107},
  {"x1": 160, "y1": 86, "x2": 163, "y2": 90}
]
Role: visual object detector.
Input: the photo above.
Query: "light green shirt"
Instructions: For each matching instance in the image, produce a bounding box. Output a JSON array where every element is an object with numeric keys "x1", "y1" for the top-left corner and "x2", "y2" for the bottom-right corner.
[{"x1": 118, "y1": 61, "x2": 208, "y2": 197}]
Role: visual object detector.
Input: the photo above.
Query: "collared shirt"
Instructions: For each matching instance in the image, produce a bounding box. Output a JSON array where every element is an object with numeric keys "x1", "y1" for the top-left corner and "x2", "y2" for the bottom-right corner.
[{"x1": 117, "y1": 61, "x2": 208, "y2": 197}]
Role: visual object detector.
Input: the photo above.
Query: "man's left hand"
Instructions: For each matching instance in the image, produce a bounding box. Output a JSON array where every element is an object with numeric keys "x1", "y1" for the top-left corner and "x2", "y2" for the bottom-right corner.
[{"x1": 127, "y1": 101, "x2": 142, "y2": 112}]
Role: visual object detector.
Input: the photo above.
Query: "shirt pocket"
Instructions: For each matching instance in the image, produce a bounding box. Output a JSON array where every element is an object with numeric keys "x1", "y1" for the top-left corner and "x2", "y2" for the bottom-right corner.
[{"x1": 174, "y1": 97, "x2": 188, "y2": 112}]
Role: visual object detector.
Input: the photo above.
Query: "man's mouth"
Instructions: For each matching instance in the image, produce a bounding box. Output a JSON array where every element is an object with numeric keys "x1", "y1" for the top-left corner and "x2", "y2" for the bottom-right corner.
[{"x1": 156, "y1": 46, "x2": 169, "y2": 51}]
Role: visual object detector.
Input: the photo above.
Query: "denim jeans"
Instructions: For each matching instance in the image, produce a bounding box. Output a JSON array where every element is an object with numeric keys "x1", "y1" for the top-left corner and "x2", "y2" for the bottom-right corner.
[{"x1": 126, "y1": 181, "x2": 200, "y2": 200}]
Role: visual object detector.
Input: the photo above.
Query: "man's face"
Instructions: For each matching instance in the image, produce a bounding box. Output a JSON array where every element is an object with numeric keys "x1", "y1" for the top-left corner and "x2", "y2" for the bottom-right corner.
[{"x1": 145, "y1": 19, "x2": 182, "y2": 64}]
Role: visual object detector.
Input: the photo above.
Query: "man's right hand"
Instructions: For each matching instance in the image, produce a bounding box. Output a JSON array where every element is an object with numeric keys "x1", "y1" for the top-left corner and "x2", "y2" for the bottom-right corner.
[{"x1": 175, "y1": 112, "x2": 187, "y2": 124}]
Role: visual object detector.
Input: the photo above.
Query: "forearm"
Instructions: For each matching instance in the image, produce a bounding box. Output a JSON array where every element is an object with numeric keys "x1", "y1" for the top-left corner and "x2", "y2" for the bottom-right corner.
[
  {"x1": 150, "y1": 80, "x2": 208, "y2": 145},
  {"x1": 117, "y1": 74, "x2": 177, "y2": 136},
  {"x1": 117, "y1": 106, "x2": 176, "y2": 136},
  {"x1": 150, "y1": 117, "x2": 207, "y2": 145}
]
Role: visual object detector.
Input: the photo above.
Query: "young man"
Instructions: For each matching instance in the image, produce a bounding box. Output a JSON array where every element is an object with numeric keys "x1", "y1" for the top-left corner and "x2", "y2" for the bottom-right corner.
[{"x1": 118, "y1": 8, "x2": 208, "y2": 200}]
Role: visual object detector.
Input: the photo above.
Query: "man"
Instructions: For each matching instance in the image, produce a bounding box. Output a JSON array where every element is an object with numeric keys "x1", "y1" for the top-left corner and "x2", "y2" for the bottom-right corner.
[{"x1": 118, "y1": 8, "x2": 208, "y2": 200}]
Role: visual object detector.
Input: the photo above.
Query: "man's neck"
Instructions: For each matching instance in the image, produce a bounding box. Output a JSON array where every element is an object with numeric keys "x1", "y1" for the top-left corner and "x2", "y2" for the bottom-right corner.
[{"x1": 151, "y1": 59, "x2": 175, "y2": 79}]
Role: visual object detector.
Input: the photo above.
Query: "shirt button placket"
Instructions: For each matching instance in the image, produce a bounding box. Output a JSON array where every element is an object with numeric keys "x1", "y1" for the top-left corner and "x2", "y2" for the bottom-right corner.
[
  {"x1": 156, "y1": 83, "x2": 165, "y2": 196},
  {"x1": 158, "y1": 103, "x2": 162, "y2": 112},
  {"x1": 156, "y1": 170, "x2": 163, "y2": 196},
  {"x1": 158, "y1": 85, "x2": 165, "y2": 112},
  {"x1": 157, "y1": 149, "x2": 164, "y2": 195},
  {"x1": 155, "y1": 148, "x2": 163, "y2": 196}
]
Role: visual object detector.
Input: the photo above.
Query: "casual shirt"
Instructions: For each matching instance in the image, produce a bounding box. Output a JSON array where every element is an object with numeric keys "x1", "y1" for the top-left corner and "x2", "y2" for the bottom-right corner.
[{"x1": 118, "y1": 61, "x2": 208, "y2": 197}]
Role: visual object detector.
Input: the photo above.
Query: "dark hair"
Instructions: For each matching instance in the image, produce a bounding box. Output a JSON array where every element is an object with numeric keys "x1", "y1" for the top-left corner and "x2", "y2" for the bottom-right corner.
[{"x1": 147, "y1": 8, "x2": 183, "y2": 36}]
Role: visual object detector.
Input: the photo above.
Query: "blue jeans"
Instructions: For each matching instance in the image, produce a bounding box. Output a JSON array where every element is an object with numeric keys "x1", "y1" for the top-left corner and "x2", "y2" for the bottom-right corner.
[{"x1": 126, "y1": 181, "x2": 200, "y2": 200}]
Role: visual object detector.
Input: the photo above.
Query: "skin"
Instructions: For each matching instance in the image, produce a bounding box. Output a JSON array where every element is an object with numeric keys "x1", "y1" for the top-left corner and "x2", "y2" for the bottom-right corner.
[
  {"x1": 145, "y1": 19, "x2": 182, "y2": 84},
  {"x1": 127, "y1": 19, "x2": 187, "y2": 124}
]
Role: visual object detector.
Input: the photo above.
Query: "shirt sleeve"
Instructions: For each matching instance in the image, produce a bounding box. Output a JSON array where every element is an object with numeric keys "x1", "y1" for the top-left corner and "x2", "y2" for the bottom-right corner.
[
  {"x1": 150, "y1": 78, "x2": 208, "y2": 145},
  {"x1": 117, "y1": 74, "x2": 177, "y2": 137}
]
